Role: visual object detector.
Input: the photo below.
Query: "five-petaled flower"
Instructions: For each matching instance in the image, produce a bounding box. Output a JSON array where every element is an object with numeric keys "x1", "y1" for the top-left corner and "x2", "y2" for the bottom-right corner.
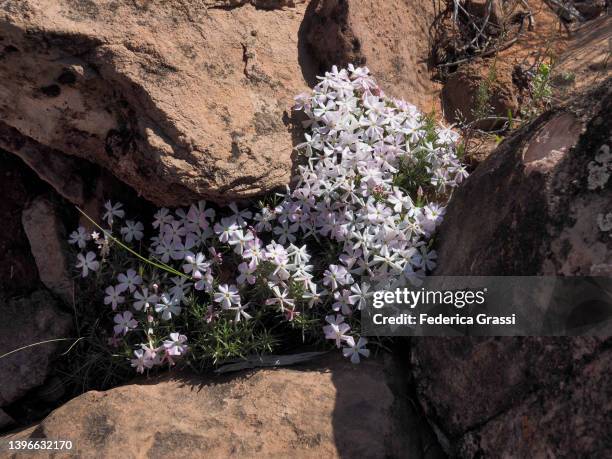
[
  {"x1": 342, "y1": 336, "x2": 370, "y2": 363},
  {"x1": 75, "y1": 251, "x2": 99, "y2": 277},
  {"x1": 114, "y1": 311, "x2": 138, "y2": 336},
  {"x1": 213, "y1": 284, "x2": 241, "y2": 309},
  {"x1": 103, "y1": 200, "x2": 125, "y2": 226}
]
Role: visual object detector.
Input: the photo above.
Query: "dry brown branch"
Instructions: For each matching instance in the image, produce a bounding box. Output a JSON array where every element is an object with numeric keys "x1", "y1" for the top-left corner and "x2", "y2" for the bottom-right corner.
[{"x1": 430, "y1": 0, "x2": 532, "y2": 72}]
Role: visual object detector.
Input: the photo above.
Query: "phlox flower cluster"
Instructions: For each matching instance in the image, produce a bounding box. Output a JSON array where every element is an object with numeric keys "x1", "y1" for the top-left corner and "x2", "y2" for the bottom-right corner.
[{"x1": 68, "y1": 66, "x2": 466, "y2": 372}]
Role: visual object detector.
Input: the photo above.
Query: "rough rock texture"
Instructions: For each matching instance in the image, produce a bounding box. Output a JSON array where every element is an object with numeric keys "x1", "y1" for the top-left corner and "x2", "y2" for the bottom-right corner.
[
  {"x1": 0, "y1": 0, "x2": 316, "y2": 206},
  {"x1": 305, "y1": 0, "x2": 440, "y2": 112},
  {"x1": 21, "y1": 196, "x2": 73, "y2": 304},
  {"x1": 574, "y1": 0, "x2": 608, "y2": 20},
  {"x1": 553, "y1": 16, "x2": 611, "y2": 97},
  {"x1": 411, "y1": 337, "x2": 611, "y2": 457},
  {"x1": 0, "y1": 151, "x2": 42, "y2": 297},
  {"x1": 0, "y1": 290, "x2": 72, "y2": 408},
  {"x1": 435, "y1": 77, "x2": 611, "y2": 276},
  {"x1": 0, "y1": 0, "x2": 440, "y2": 207},
  {"x1": 3, "y1": 355, "x2": 443, "y2": 458},
  {"x1": 416, "y1": 30, "x2": 612, "y2": 458},
  {"x1": 442, "y1": 60, "x2": 518, "y2": 129},
  {"x1": 0, "y1": 123, "x2": 93, "y2": 206},
  {"x1": 458, "y1": 348, "x2": 612, "y2": 457},
  {"x1": 464, "y1": 0, "x2": 505, "y2": 27},
  {"x1": 0, "y1": 409, "x2": 14, "y2": 430},
  {"x1": 435, "y1": 16, "x2": 612, "y2": 275}
]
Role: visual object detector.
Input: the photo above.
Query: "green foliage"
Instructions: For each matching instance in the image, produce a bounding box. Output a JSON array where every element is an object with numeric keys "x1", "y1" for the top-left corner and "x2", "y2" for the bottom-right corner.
[
  {"x1": 393, "y1": 111, "x2": 444, "y2": 202},
  {"x1": 472, "y1": 61, "x2": 497, "y2": 122},
  {"x1": 185, "y1": 316, "x2": 277, "y2": 371},
  {"x1": 531, "y1": 62, "x2": 553, "y2": 103},
  {"x1": 522, "y1": 59, "x2": 555, "y2": 122}
]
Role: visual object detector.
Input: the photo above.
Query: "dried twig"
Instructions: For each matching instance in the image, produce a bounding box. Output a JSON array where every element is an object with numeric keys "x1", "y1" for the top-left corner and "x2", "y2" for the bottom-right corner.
[
  {"x1": 519, "y1": 0, "x2": 536, "y2": 29},
  {"x1": 433, "y1": 0, "x2": 531, "y2": 69},
  {"x1": 467, "y1": 0, "x2": 494, "y2": 50},
  {"x1": 437, "y1": 35, "x2": 520, "y2": 67}
]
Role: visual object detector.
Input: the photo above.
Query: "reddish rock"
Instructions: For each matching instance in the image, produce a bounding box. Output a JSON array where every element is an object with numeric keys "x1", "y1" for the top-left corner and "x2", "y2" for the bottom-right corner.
[
  {"x1": 435, "y1": 77, "x2": 611, "y2": 276},
  {"x1": 2, "y1": 355, "x2": 442, "y2": 458},
  {"x1": 411, "y1": 337, "x2": 606, "y2": 434},
  {"x1": 0, "y1": 0, "x2": 316, "y2": 206},
  {"x1": 417, "y1": 36, "x2": 612, "y2": 459},
  {"x1": 305, "y1": 0, "x2": 440, "y2": 112},
  {"x1": 459, "y1": 347, "x2": 612, "y2": 456},
  {"x1": 442, "y1": 60, "x2": 519, "y2": 130}
]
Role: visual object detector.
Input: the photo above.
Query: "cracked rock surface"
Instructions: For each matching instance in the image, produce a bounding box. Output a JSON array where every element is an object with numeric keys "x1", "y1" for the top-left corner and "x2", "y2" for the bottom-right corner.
[
  {"x1": 0, "y1": 0, "x2": 315, "y2": 206},
  {"x1": 0, "y1": 0, "x2": 438, "y2": 206},
  {"x1": 412, "y1": 337, "x2": 611, "y2": 457},
  {"x1": 2, "y1": 355, "x2": 443, "y2": 458},
  {"x1": 418, "y1": 42, "x2": 611, "y2": 455}
]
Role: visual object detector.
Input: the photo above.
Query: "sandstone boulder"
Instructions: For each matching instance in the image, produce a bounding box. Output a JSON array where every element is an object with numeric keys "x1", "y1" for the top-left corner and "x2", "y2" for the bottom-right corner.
[
  {"x1": 458, "y1": 347, "x2": 612, "y2": 457},
  {"x1": 0, "y1": 290, "x2": 73, "y2": 408},
  {"x1": 2, "y1": 355, "x2": 443, "y2": 458},
  {"x1": 0, "y1": 0, "x2": 439, "y2": 207},
  {"x1": 0, "y1": 0, "x2": 315, "y2": 206},
  {"x1": 435, "y1": 77, "x2": 611, "y2": 276},
  {"x1": 304, "y1": 0, "x2": 440, "y2": 112},
  {"x1": 22, "y1": 196, "x2": 74, "y2": 304},
  {"x1": 553, "y1": 16, "x2": 611, "y2": 97},
  {"x1": 416, "y1": 35, "x2": 612, "y2": 458},
  {"x1": 411, "y1": 337, "x2": 611, "y2": 457}
]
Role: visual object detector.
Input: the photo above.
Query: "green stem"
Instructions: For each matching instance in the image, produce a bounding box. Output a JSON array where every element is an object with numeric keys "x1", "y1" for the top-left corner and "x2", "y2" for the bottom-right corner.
[
  {"x1": 76, "y1": 207, "x2": 190, "y2": 279},
  {"x1": 0, "y1": 338, "x2": 77, "y2": 360}
]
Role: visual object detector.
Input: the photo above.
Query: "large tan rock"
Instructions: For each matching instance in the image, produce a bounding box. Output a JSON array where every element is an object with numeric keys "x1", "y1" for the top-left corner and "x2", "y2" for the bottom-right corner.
[
  {"x1": 2, "y1": 355, "x2": 442, "y2": 458},
  {"x1": 305, "y1": 0, "x2": 440, "y2": 113},
  {"x1": 0, "y1": 0, "x2": 315, "y2": 206},
  {"x1": 0, "y1": 0, "x2": 441, "y2": 207}
]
